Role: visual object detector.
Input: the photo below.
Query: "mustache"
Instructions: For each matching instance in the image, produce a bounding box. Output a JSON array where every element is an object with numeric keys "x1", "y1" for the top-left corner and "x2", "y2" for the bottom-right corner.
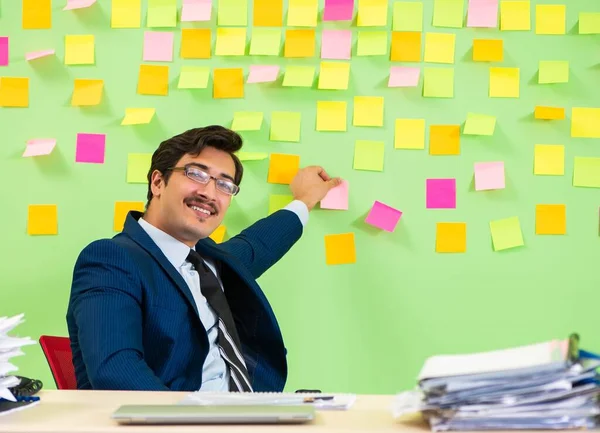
[{"x1": 185, "y1": 197, "x2": 218, "y2": 215}]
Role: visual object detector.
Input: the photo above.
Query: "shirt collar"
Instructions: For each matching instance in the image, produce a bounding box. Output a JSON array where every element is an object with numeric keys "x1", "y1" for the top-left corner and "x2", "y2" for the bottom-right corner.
[{"x1": 137, "y1": 217, "x2": 192, "y2": 269}]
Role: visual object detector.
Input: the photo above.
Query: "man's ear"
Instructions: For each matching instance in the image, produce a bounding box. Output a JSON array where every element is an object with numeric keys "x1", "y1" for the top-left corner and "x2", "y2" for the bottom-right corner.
[{"x1": 150, "y1": 170, "x2": 164, "y2": 198}]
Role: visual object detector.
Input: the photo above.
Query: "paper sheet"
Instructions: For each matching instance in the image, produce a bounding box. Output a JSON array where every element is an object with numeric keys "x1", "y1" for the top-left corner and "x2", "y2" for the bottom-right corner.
[
  {"x1": 320, "y1": 180, "x2": 349, "y2": 210},
  {"x1": 121, "y1": 108, "x2": 155, "y2": 125},
  {"x1": 357, "y1": 0, "x2": 387, "y2": 27},
  {"x1": 357, "y1": 31, "x2": 387, "y2": 56},
  {"x1": 365, "y1": 201, "x2": 402, "y2": 232},
  {"x1": 536, "y1": 4, "x2": 565, "y2": 35},
  {"x1": 215, "y1": 28, "x2": 246, "y2": 56},
  {"x1": 474, "y1": 161, "x2": 505, "y2": 191},
  {"x1": 436, "y1": 222, "x2": 467, "y2": 253},
  {"x1": 318, "y1": 62, "x2": 350, "y2": 90},
  {"x1": 71, "y1": 79, "x2": 103, "y2": 106},
  {"x1": 22, "y1": 0, "x2": 51, "y2": 29},
  {"x1": 533, "y1": 144, "x2": 564, "y2": 176},
  {"x1": 147, "y1": 0, "x2": 177, "y2": 27},
  {"x1": 213, "y1": 68, "x2": 244, "y2": 98},
  {"x1": 395, "y1": 119, "x2": 425, "y2": 149},
  {"x1": 267, "y1": 154, "x2": 300, "y2": 184},
  {"x1": 490, "y1": 216, "x2": 524, "y2": 252},
  {"x1": 287, "y1": 0, "x2": 318, "y2": 27},
  {"x1": 0, "y1": 77, "x2": 29, "y2": 107},
  {"x1": 316, "y1": 101, "x2": 347, "y2": 132},
  {"x1": 25, "y1": 49, "x2": 55, "y2": 61},
  {"x1": 0, "y1": 37, "x2": 8, "y2": 66},
  {"x1": 534, "y1": 106, "x2": 565, "y2": 120},
  {"x1": 236, "y1": 152, "x2": 268, "y2": 161},
  {"x1": 231, "y1": 111, "x2": 263, "y2": 131},
  {"x1": 388, "y1": 66, "x2": 420, "y2": 87},
  {"x1": 64, "y1": 0, "x2": 96, "y2": 10},
  {"x1": 393, "y1": 1, "x2": 423, "y2": 31},
  {"x1": 270, "y1": 112, "x2": 302, "y2": 142},
  {"x1": 27, "y1": 205, "x2": 58, "y2": 235},
  {"x1": 539, "y1": 60, "x2": 569, "y2": 84},
  {"x1": 209, "y1": 225, "x2": 227, "y2": 243},
  {"x1": 323, "y1": 0, "x2": 354, "y2": 21},
  {"x1": 423, "y1": 67, "x2": 454, "y2": 98},
  {"x1": 111, "y1": 0, "x2": 141, "y2": 28},
  {"x1": 467, "y1": 0, "x2": 498, "y2": 28},
  {"x1": 473, "y1": 39, "x2": 503, "y2": 62},
  {"x1": 573, "y1": 157, "x2": 600, "y2": 188},
  {"x1": 143, "y1": 31, "x2": 174, "y2": 61},
  {"x1": 253, "y1": 0, "x2": 283, "y2": 26},
  {"x1": 127, "y1": 153, "x2": 152, "y2": 183},
  {"x1": 114, "y1": 202, "x2": 145, "y2": 231},
  {"x1": 353, "y1": 140, "x2": 384, "y2": 171},
  {"x1": 424, "y1": 32, "x2": 456, "y2": 64},
  {"x1": 429, "y1": 125, "x2": 460, "y2": 155},
  {"x1": 65, "y1": 35, "x2": 95, "y2": 65},
  {"x1": 217, "y1": 0, "x2": 247, "y2": 26},
  {"x1": 426, "y1": 178, "x2": 457, "y2": 209},
  {"x1": 137, "y1": 65, "x2": 169, "y2": 95},
  {"x1": 284, "y1": 29, "x2": 315, "y2": 57},
  {"x1": 178, "y1": 66, "x2": 210, "y2": 89},
  {"x1": 249, "y1": 29, "x2": 281, "y2": 56},
  {"x1": 75, "y1": 133, "x2": 106, "y2": 164},
  {"x1": 282, "y1": 66, "x2": 315, "y2": 87},
  {"x1": 536, "y1": 204, "x2": 566, "y2": 235},
  {"x1": 353, "y1": 96, "x2": 384, "y2": 127},
  {"x1": 391, "y1": 31, "x2": 421, "y2": 62},
  {"x1": 324, "y1": 233, "x2": 356, "y2": 265},
  {"x1": 181, "y1": 0, "x2": 212, "y2": 22},
  {"x1": 571, "y1": 108, "x2": 600, "y2": 138},
  {"x1": 23, "y1": 139, "x2": 56, "y2": 157},
  {"x1": 464, "y1": 113, "x2": 496, "y2": 135},
  {"x1": 247, "y1": 65, "x2": 279, "y2": 83},
  {"x1": 489, "y1": 67, "x2": 519, "y2": 98},
  {"x1": 433, "y1": 0, "x2": 464, "y2": 28},
  {"x1": 579, "y1": 12, "x2": 600, "y2": 34},
  {"x1": 268, "y1": 195, "x2": 294, "y2": 215},
  {"x1": 181, "y1": 29, "x2": 211, "y2": 58},
  {"x1": 500, "y1": 0, "x2": 530, "y2": 30}
]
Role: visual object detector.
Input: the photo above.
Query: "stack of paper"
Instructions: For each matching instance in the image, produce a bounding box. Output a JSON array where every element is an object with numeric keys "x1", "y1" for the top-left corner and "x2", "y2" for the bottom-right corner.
[
  {"x1": 393, "y1": 334, "x2": 600, "y2": 430},
  {"x1": 0, "y1": 314, "x2": 36, "y2": 403}
]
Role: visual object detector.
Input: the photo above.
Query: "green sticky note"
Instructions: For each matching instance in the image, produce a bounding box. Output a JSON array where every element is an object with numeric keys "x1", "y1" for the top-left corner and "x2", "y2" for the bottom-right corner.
[
  {"x1": 270, "y1": 111, "x2": 301, "y2": 142},
  {"x1": 356, "y1": 31, "x2": 388, "y2": 56},
  {"x1": 237, "y1": 151, "x2": 268, "y2": 161},
  {"x1": 579, "y1": 12, "x2": 600, "y2": 34},
  {"x1": 178, "y1": 66, "x2": 210, "y2": 89},
  {"x1": 433, "y1": 0, "x2": 464, "y2": 28},
  {"x1": 423, "y1": 67, "x2": 454, "y2": 98},
  {"x1": 218, "y1": 0, "x2": 248, "y2": 26},
  {"x1": 282, "y1": 66, "x2": 315, "y2": 87},
  {"x1": 231, "y1": 111, "x2": 263, "y2": 131},
  {"x1": 539, "y1": 60, "x2": 569, "y2": 84},
  {"x1": 127, "y1": 153, "x2": 152, "y2": 183},
  {"x1": 573, "y1": 157, "x2": 600, "y2": 188},
  {"x1": 249, "y1": 28, "x2": 281, "y2": 56},
  {"x1": 354, "y1": 140, "x2": 384, "y2": 171},
  {"x1": 269, "y1": 194, "x2": 294, "y2": 215},
  {"x1": 463, "y1": 113, "x2": 496, "y2": 135},
  {"x1": 490, "y1": 216, "x2": 524, "y2": 251},
  {"x1": 393, "y1": 1, "x2": 423, "y2": 31},
  {"x1": 147, "y1": 0, "x2": 177, "y2": 27}
]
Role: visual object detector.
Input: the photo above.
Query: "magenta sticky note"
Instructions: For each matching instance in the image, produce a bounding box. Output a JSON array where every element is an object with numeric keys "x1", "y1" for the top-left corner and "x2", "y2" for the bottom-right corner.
[
  {"x1": 467, "y1": 0, "x2": 498, "y2": 28},
  {"x1": 247, "y1": 65, "x2": 279, "y2": 83},
  {"x1": 182, "y1": 0, "x2": 211, "y2": 21},
  {"x1": 0, "y1": 37, "x2": 8, "y2": 67},
  {"x1": 474, "y1": 161, "x2": 505, "y2": 190},
  {"x1": 23, "y1": 139, "x2": 56, "y2": 157},
  {"x1": 388, "y1": 66, "x2": 420, "y2": 87},
  {"x1": 321, "y1": 30, "x2": 352, "y2": 60},
  {"x1": 426, "y1": 178, "x2": 456, "y2": 209},
  {"x1": 25, "y1": 49, "x2": 55, "y2": 61},
  {"x1": 143, "y1": 31, "x2": 174, "y2": 62},
  {"x1": 320, "y1": 180, "x2": 349, "y2": 210},
  {"x1": 63, "y1": 0, "x2": 96, "y2": 10},
  {"x1": 76, "y1": 133, "x2": 106, "y2": 164},
  {"x1": 323, "y1": 0, "x2": 354, "y2": 21},
  {"x1": 365, "y1": 201, "x2": 403, "y2": 232}
]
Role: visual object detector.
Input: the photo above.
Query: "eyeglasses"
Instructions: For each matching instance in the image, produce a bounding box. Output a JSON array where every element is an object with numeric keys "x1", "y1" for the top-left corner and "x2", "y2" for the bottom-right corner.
[{"x1": 168, "y1": 165, "x2": 240, "y2": 196}]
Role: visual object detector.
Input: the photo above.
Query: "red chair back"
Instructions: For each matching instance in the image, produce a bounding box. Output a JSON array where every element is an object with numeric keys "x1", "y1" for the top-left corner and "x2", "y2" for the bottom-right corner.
[{"x1": 39, "y1": 335, "x2": 77, "y2": 390}]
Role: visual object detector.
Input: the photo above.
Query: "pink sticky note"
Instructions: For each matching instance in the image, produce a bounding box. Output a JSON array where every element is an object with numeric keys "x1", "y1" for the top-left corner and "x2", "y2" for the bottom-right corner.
[
  {"x1": 0, "y1": 37, "x2": 8, "y2": 67},
  {"x1": 320, "y1": 180, "x2": 349, "y2": 210},
  {"x1": 467, "y1": 0, "x2": 498, "y2": 28},
  {"x1": 182, "y1": 0, "x2": 212, "y2": 22},
  {"x1": 388, "y1": 66, "x2": 420, "y2": 87},
  {"x1": 365, "y1": 201, "x2": 403, "y2": 232},
  {"x1": 76, "y1": 133, "x2": 106, "y2": 164},
  {"x1": 247, "y1": 65, "x2": 279, "y2": 83},
  {"x1": 23, "y1": 139, "x2": 56, "y2": 157},
  {"x1": 63, "y1": 0, "x2": 97, "y2": 10},
  {"x1": 323, "y1": 0, "x2": 354, "y2": 21},
  {"x1": 426, "y1": 178, "x2": 456, "y2": 209},
  {"x1": 143, "y1": 31, "x2": 174, "y2": 62},
  {"x1": 321, "y1": 30, "x2": 352, "y2": 60},
  {"x1": 25, "y1": 49, "x2": 55, "y2": 61},
  {"x1": 474, "y1": 162, "x2": 505, "y2": 190}
]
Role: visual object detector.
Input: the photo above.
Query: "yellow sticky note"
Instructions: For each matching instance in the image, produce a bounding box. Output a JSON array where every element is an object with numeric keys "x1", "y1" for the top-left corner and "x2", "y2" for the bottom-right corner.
[
  {"x1": 579, "y1": 12, "x2": 600, "y2": 35},
  {"x1": 324, "y1": 233, "x2": 356, "y2": 265},
  {"x1": 534, "y1": 106, "x2": 565, "y2": 120},
  {"x1": 28, "y1": 204, "x2": 57, "y2": 235},
  {"x1": 0, "y1": 77, "x2": 29, "y2": 107},
  {"x1": 357, "y1": 31, "x2": 388, "y2": 56},
  {"x1": 209, "y1": 225, "x2": 227, "y2": 243},
  {"x1": 489, "y1": 67, "x2": 519, "y2": 98},
  {"x1": 393, "y1": 1, "x2": 423, "y2": 31},
  {"x1": 249, "y1": 28, "x2": 281, "y2": 56},
  {"x1": 22, "y1": 0, "x2": 51, "y2": 29},
  {"x1": 127, "y1": 153, "x2": 152, "y2": 183},
  {"x1": 215, "y1": 28, "x2": 246, "y2": 56},
  {"x1": 137, "y1": 65, "x2": 169, "y2": 96},
  {"x1": 114, "y1": 201, "x2": 145, "y2": 231},
  {"x1": 65, "y1": 35, "x2": 95, "y2": 65},
  {"x1": 436, "y1": 222, "x2": 467, "y2": 253},
  {"x1": 536, "y1": 4, "x2": 565, "y2": 35},
  {"x1": 539, "y1": 60, "x2": 569, "y2": 84},
  {"x1": 269, "y1": 195, "x2": 294, "y2": 215},
  {"x1": 463, "y1": 113, "x2": 496, "y2": 135},
  {"x1": 111, "y1": 0, "x2": 141, "y2": 28},
  {"x1": 571, "y1": 108, "x2": 600, "y2": 138},
  {"x1": 217, "y1": 0, "x2": 248, "y2": 26},
  {"x1": 390, "y1": 31, "x2": 421, "y2": 62},
  {"x1": 282, "y1": 66, "x2": 315, "y2": 87},
  {"x1": 231, "y1": 111, "x2": 263, "y2": 131},
  {"x1": 424, "y1": 32, "x2": 456, "y2": 64},
  {"x1": 429, "y1": 125, "x2": 460, "y2": 155},
  {"x1": 284, "y1": 29, "x2": 315, "y2": 58},
  {"x1": 181, "y1": 29, "x2": 211, "y2": 59},
  {"x1": 267, "y1": 153, "x2": 300, "y2": 184},
  {"x1": 213, "y1": 68, "x2": 244, "y2": 98},
  {"x1": 178, "y1": 66, "x2": 210, "y2": 89},
  {"x1": 536, "y1": 204, "x2": 566, "y2": 235},
  {"x1": 147, "y1": 0, "x2": 177, "y2": 27},
  {"x1": 353, "y1": 96, "x2": 384, "y2": 127},
  {"x1": 121, "y1": 108, "x2": 155, "y2": 125},
  {"x1": 534, "y1": 144, "x2": 564, "y2": 176},
  {"x1": 318, "y1": 62, "x2": 350, "y2": 90},
  {"x1": 573, "y1": 157, "x2": 600, "y2": 188},
  {"x1": 473, "y1": 39, "x2": 503, "y2": 62},
  {"x1": 316, "y1": 101, "x2": 347, "y2": 132},
  {"x1": 500, "y1": 0, "x2": 530, "y2": 30},
  {"x1": 287, "y1": 0, "x2": 318, "y2": 27},
  {"x1": 71, "y1": 79, "x2": 103, "y2": 106},
  {"x1": 236, "y1": 152, "x2": 268, "y2": 161},
  {"x1": 253, "y1": 0, "x2": 283, "y2": 26},
  {"x1": 353, "y1": 140, "x2": 385, "y2": 171},
  {"x1": 423, "y1": 67, "x2": 454, "y2": 98},
  {"x1": 395, "y1": 119, "x2": 425, "y2": 149},
  {"x1": 357, "y1": 0, "x2": 387, "y2": 27},
  {"x1": 270, "y1": 111, "x2": 302, "y2": 142},
  {"x1": 490, "y1": 216, "x2": 524, "y2": 251}
]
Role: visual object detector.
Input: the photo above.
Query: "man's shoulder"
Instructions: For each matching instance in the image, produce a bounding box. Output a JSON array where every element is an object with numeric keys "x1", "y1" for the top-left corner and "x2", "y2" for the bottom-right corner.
[{"x1": 75, "y1": 233, "x2": 144, "y2": 267}]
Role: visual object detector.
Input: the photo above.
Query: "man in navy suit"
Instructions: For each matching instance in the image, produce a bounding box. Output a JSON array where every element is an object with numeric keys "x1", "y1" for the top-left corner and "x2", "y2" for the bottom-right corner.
[{"x1": 66, "y1": 125, "x2": 341, "y2": 392}]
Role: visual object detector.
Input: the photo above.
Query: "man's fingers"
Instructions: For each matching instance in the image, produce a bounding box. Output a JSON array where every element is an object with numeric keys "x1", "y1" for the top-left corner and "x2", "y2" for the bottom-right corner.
[{"x1": 327, "y1": 177, "x2": 342, "y2": 188}]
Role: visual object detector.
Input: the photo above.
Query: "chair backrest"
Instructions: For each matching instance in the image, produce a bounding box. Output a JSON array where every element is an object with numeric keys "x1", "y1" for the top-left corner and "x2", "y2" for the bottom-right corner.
[{"x1": 39, "y1": 335, "x2": 77, "y2": 390}]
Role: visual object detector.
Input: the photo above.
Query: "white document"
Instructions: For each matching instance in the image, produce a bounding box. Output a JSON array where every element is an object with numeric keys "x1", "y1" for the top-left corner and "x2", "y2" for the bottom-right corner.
[{"x1": 0, "y1": 314, "x2": 36, "y2": 403}]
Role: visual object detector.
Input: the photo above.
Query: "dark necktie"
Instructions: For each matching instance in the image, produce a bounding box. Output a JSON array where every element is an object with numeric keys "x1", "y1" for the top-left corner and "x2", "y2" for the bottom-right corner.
[{"x1": 186, "y1": 249, "x2": 253, "y2": 392}]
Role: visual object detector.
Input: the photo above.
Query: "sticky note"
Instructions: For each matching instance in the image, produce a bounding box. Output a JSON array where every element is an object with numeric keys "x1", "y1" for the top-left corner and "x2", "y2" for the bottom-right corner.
[
  {"x1": 0, "y1": 77, "x2": 29, "y2": 107},
  {"x1": 429, "y1": 125, "x2": 460, "y2": 155},
  {"x1": 282, "y1": 66, "x2": 315, "y2": 87},
  {"x1": 318, "y1": 62, "x2": 350, "y2": 90},
  {"x1": 536, "y1": 4, "x2": 565, "y2": 35},
  {"x1": 500, "y1": 0, "x2": 530, "y2": 30},
  {"x1": 388, "y1": 66, "x2": 420, "y2": 87},
  {"x1": 424, "y1": 32, "x2": 456, "y2": 64},
  {"x1": 324, "y1": 233, "x2": 356, "y2": 265},
  {"x1": 284, "y1": 30, "x2": 315, "y2": 58},
  {"x1": 213, "y1": 68, "x2": 244, "y2": 98},
  {"x1": 474, "y1": 161, "x2": 505, "y2": 190},
  {"x1": 65, "y1": 35, "x2": 95, "y2": 65},
  {"x1": 473, "y1": 39, "x2": 503, "y2": 62},
  {"x1": 0, "y1": 37, "x2": 8, "y2": 66},
  {"x1": 534, "y1": 106, "x2": 565, "y2": 120},
  {"x1": 357, "y1": 31, "x2": 388, "y2": 56},
  {"x1": 253, "y1": 0, "x2": 283, "y2": 26},
  {"x1": 489, "y1": 67, "x2": 519, "y2": 98},
  {"x1": 270, "y1": 112, "x2": 302, "y2": 142},
  {"x1": 287, "y1": 0, "x2": 318, "y2": 27},
  {"x1": 64, "y1": 0, "x2": 96, "y2": 10},
  {"x1": 357, "y1": 0, "x2": 387, "y2": 26},
  {"x1": 426, "y1": 178, "x2": 456, "y2": 209},
  {"x1": 353, "y1": 140, "x2": 384, "y2": 171},
  {"x1": 316, "y1": 101, "x2": 347, "y2": 132},
  {"x1": 268, "y1": 194, "x2": 294, "y2": 215},
  {"x1": 390, "y1": 31, "x2": 421, "y2": 62},
  {"x1": 573, "y1": 157, "x2": 600, "y2": 188},
  {"x1": 147, "y1": 0, "x2": 177, "y2": 27},
  {"x1": 181, "y1": 0, "x2": 212, "y2": 22},
  {"x1": 236, "y1": 152, "x2": 268, "y2": 161},
  {"x1": 423, "y1": 67, "x2": 454, "y2": 98},
  {"x1": 25, "y1": 49, "x2": 55, "y2": 61},
  {"x1": 353, "y1": 96, "x2": 384, "y2": 127},
  {"x1": 180, "y1": 29, "x2": 211, "y2": 59},
  {"x1": 28, "y1": 205, "x2": 57, "y2": 235},
  {"x1": 121, "y1": 108, "x2": 156, "y2": 125},
  {"x1": 436, "y1": 222, "x2": 467, "y2": 253},
  {"x1": 321, "y1": 30, "x2": 352, "y2": 60},
  {"x1": 231, "y1": 111, "x2": 263, "y2": 131},
  {"x1": 534, "y1": 144, "x2": 564, "y2": 175},
  {"x1": 267, "y1": 153, "x2": 300, "y2": 184},
  {"x1": 111, "y1": 0, "x2": 141, "y2": 28},
  {"x1": 23, "y1": 139, "x2": 56, "y2": 157},
  {"x1": 218, "y1": 0, "x2": 248, "y2": 25},
  {"x1": 71, "y1": 79, "x2": 104, "y2": 106},
  {"x1": 114, "y1": 202, "x2": 145, "y2": 231},
  {"x1": 320, "y1": 180, "x2": 349, "y2": 210},
  {"x1": 579, "y1": 12, "x2": 600, "y2": 34},
  {"x1": 249, "y1": 29, "x2": 281, "y2": 56},
  {"x1": 142, "y1": 31, "x2": 173, "y2": 62},
  {"x1": 323, "y1": 0, "x2": 354, "y2": 21},
  {"x1": 215, "y1": 28, "x2": 246, "y2": 56},
  {"x1": 365, "y1": 201, "x2": 402, "y2": 232},
  {"x1": 571, "y1": 108, "x2": 600, "y2": 138},
  {"x1": 76, "y1": 133, "x2": 105, "y2": 164},
  {"x1": 463, "y1": 113, "x2": 496, "y2": 135},
  {"x1": 137, "y1": 65, "x2": 169, "y2": 96},
  {"x1": 433, "y1": 0, "x2": 465, "y2": 28},
  {"x1": 467, "y1": 0, "x2": 499, "y2": 28},
  {"x1": 539, "y1": 60, "x2": 568, "y2": 84},
  {"x1": 209, "y1": 225, "x2": 227, "y2": 243},
  {"x1": 127, "y1": 153, "x2": 152, "y2": 183},
  {"x1": 536, "y1": 204, "x2": 566, "y2": 235},
  {"x1": 395, "y1": 119, "x2": 425, "y2": 149},
  {"x1": 393, "y1": 1, "x2": 423, "y2": 31},
  {"x1": 178, "y1": 66, "x2": 210, "y2": 89},
  {"x1": 247, "y1": 65, "x2": 279, "y2": 83},
  {"x1": 22, "y1": 0, "x2": 52, "y2": 29},
  {"x1": 490, "y1": 216, "x2": 524, "y2": 251}
]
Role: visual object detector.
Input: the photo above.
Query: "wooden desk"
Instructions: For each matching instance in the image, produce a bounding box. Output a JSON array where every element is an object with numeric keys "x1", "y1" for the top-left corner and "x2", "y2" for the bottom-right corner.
[{"x1": 0, "y1": 390, "x2": 426, "y2": 433}]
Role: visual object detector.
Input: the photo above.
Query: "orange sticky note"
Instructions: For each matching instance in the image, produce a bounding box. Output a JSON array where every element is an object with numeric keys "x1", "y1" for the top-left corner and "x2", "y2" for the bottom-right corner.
[
  {"x1": 534, "y1": 106, "x2": 565, "y2": 120},
  {"x1": 536, "y1": 204, "x2": 566, "y2": 235},
  {"x1": 429, "y1": 125, "x2": 460, "y2": 155},
  {"x1": 436, "y1": 222, "x2": 467, "y2": 253},
  {"x1": 390, "y1": 32, "x2": 421, "y2": 62},
  {"x1": 473, "y1": 39, "x2": 503, "y2": 62},
  {"x1": 209, "y1": 225, "x2": 227, "y2": 243},
  {"x1": 71, "y1": 79, "x2": 103, "y2": 106},
  {"x1": 253, "y1": 0, "x2": 283, "y2": 26},
  {"x1": 324, "y1": 233, "x2": 356, "y2": 265},
  {"x1": 213, "y1": 68, "x2": 244, "y2": 98},
  {"x1": 267, "y1": 153, "x2": 300, "y2": 184},
  {"x1": 284, "y1": 29, "x2": 315, "y2": 58},
  {"x1": 181, "y1": 29, "x2": 211, "y2": 59},
  {"x1": 0, "y1": 77, "x2": 29, "y2": 107},
  {"x1": 137, "y1": 65, "x2": 169, "y2": 96},
  {"x1": 23, "y1": 0, "x2": 52, "y2": 29},
  {"x1": 28, "y1": 204, "x2": 57, "y2": 235},
  {"x1": 114, "y1": 201, "x2": 145, "y2": 231}
]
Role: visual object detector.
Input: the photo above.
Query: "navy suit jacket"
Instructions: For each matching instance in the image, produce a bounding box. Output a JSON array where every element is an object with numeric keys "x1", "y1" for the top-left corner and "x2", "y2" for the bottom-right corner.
[{"x1": 66, "y1": 209, "x2": 303, "y2": 392}]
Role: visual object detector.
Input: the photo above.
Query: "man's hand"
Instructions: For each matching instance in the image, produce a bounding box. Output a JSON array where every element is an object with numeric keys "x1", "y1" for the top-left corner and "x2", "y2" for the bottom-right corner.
[{"x1": 290, "y1": 166, "x2": 343, "y2": 211}]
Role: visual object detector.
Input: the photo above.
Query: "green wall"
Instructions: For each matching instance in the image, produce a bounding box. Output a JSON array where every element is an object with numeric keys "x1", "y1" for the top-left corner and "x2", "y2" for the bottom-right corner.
[{"x1": 2, "y1": 0, "x2": 599, "y2": 395}]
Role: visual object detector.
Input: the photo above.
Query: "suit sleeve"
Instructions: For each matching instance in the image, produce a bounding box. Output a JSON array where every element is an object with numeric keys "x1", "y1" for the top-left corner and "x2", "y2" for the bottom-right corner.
[{"x1": 69, "y1": 240, "x2": 169, "y2": 391}]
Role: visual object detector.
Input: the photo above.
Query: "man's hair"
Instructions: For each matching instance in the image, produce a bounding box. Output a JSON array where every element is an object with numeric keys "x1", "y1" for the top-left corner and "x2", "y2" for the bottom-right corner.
[{"x1": 146, "y1": 125, "x2": 244, "y2": 206}]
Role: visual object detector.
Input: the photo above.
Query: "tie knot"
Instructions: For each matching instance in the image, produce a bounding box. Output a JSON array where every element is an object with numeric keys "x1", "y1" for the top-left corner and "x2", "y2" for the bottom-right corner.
[{"x1": 187, "y1": 249, "x2": 206, "y2": 270}]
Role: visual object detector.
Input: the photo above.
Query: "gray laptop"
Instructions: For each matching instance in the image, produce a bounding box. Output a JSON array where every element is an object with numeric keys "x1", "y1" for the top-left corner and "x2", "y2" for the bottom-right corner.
[{"x1": 112, "y1": 404, "x2": 316, "y2": 425}]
